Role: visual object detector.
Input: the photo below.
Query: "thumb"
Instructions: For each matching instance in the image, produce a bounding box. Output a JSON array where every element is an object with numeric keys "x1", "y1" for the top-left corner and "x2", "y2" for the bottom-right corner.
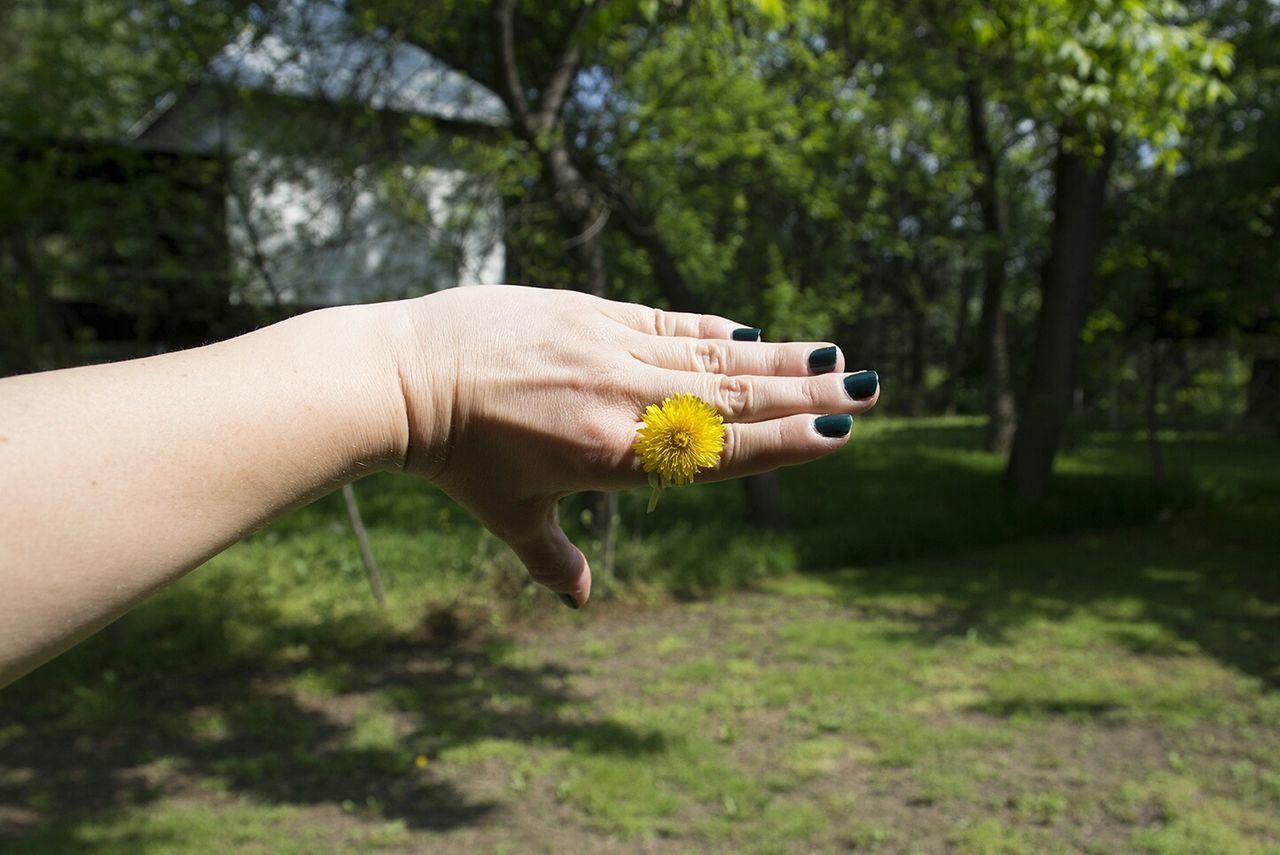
[{"x1": 502, "y1": 498, "x2": 592, "y2": 609}]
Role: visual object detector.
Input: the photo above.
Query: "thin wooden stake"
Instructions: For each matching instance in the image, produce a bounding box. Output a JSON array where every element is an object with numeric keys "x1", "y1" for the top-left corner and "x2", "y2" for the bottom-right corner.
[{"x1": 342, "y1": 483, "x2": 386, "y2": 607}]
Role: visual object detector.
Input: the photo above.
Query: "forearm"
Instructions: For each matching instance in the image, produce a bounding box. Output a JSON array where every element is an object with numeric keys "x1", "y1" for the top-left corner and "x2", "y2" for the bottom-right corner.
[{"x1": 0, "y1": 302, "x2": 411, "y2": 685}]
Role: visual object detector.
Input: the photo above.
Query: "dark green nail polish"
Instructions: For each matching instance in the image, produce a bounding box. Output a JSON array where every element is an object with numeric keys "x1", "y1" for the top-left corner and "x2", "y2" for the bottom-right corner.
[
  {"x1": 844, "y1": 370, "x2": 879, "y2": 401},
  {"x1": 808, "y1": 346, "x2": 838, "y2": 374},
  {"x1": 558, "y1": 593, "x2": 580, "y2": 610},
  {"x1": 815, "y1": 414, "x2": 853, "y2": 438},
  {"x1": 732, "y1": 327, "x2": 762, "y2": 342}
]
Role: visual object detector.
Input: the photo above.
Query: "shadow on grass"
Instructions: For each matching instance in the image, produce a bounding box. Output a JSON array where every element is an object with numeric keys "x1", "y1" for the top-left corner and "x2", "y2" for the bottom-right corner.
[
  {"x1": 665, "y1": 421, "x2": 1280, "y2": 577},
  {"x1": 813, "y1": 495, "x2": 1280, "y2": 696},
  {"x1": 624, "y1": 419, "x2": 1218, "y2": 597},
  {"x1": 970, "y1": 699, "x2": 1123, "y2": 719},
  {"x1": 0, "y1": 602, "x2": 665, "y2": 844},
  {"x1": 767, "y1": 425, "x2": 1280, "y2": 697},
  {"x1": 780, "y1": 423, "x2": 1196, "y2": 569}
]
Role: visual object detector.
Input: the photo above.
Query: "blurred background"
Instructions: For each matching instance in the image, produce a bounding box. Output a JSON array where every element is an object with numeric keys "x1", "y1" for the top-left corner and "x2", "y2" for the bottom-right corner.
[{"x1": 2, "y1": 1, "x2": 1278, "y2": 852}]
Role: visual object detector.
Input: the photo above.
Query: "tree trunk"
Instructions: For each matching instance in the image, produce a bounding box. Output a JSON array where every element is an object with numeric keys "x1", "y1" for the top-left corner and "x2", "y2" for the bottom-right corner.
[
  {"x1": 963, "y1": 76, "x2": 1016, "y2": 454},
  {"x1": 572, "y1": 201, "x2": 609, "y2": 297},
  {"x1": 908, "y1": 298, "x2": 927, "y2": 416},
  {"x1": 1246, "y1": 355, "x2": 1280, "y2": 432},
  {"x1": 1220, "y1": 343, "x2": 1236, "y2": 432},
  {"x1": 939, "y1": 268, "x2": 976, "y2": 416},
  {"x1": 1146, "y1": 339, "x2": 1166, "y2": 489},
  {"x1": 6, "y1": 230, "x2": 68, "y2": 372},
  {"x1": 1005, "y1": 141, "x2": 1115, "y2": 496},
  {"x1": 1108, "y1": 347, "x2": 1123, "y2": 431}
]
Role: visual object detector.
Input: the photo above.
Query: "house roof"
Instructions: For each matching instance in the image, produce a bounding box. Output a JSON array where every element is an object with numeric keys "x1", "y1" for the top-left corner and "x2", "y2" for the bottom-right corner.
[{"x1": 131, "y1": 0, "x2": 506, "y2": 139}]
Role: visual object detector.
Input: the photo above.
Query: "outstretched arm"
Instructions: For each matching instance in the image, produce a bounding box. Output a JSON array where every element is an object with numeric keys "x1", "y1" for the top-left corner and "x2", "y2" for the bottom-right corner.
[
  {"x1": 0, "y1": 302, "x2": 410, "y2": 685},
  {"x1": 1, "y1": 285, "x2": 880, "y2": 686}
]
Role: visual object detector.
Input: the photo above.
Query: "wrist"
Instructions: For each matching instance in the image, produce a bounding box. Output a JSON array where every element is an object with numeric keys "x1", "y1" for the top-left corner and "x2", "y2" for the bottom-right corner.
[
  {"x1": 385, "y1": 293, "x2": 457, "y2": 480},
  {"x1": 280, "y1": 302, "x2": 414, "y2": 478}
]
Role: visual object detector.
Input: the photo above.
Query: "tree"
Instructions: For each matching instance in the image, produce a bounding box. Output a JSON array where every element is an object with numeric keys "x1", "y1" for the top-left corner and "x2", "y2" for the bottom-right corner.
[
  {"x1": 990, "y1": 0, "x2": 1232, "y2": 495},
  {"x1": 1097, "y1": 0, "x2": 1280, "y2": 436},
  {"x1": 959, "y1": 70, "x2": 1019, "y2": 451}
]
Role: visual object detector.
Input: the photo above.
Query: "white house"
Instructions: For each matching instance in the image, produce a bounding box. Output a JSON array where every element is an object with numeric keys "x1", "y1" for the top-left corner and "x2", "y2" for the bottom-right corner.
[{"x1": 130, "y1": 0, "x2": 507, "y2": 308}]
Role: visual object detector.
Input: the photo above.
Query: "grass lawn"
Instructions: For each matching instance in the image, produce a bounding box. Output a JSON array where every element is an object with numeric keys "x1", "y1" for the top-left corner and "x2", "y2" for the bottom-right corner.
[{"x1": 1, "y1": 419, "x2": 1277, "y2": 853}]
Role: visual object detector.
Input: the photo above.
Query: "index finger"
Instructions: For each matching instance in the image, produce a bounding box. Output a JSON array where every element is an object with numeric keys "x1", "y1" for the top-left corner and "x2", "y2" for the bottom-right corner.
[{"x1": 599, "y1": 301, "x2": 760, "y2": 341}]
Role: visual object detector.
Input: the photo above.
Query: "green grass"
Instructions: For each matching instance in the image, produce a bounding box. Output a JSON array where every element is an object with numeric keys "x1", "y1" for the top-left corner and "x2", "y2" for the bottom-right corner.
[{"x1": 2, "y1": 418, "x2": 1278, "y2": 852}]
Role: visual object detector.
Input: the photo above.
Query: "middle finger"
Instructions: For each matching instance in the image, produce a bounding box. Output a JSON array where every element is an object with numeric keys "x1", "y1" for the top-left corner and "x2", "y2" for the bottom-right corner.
[{"x1": 633, "y1": 336, "x2": 846, "y2": 377}]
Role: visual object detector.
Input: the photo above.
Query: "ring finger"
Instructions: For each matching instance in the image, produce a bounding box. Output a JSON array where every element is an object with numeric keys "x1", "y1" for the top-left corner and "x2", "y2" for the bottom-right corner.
[{"x1": 636, "y1": 367, "x2": 881, "y2": 424}]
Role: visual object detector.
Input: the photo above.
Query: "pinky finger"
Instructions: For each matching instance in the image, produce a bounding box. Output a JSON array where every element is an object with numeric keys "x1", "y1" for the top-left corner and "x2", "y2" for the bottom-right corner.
[
  {"x1": 707, "y1": 413, "x2": 854, "y2": 482},
  {"x1": 601, "y1": 302, "x2": 759, "y2": 341}
]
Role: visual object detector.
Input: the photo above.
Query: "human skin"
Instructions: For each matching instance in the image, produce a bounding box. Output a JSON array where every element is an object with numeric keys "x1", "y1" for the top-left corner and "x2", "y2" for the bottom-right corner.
[{"x1": 0, "y1": 285, "x2": 879, "y2": 687}]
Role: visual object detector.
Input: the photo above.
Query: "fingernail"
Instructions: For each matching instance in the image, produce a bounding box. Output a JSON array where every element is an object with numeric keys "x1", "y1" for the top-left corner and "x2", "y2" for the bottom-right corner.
[
  {"x1": 808, "y1": 346, "x2": 838, "y2": 374},
  {"x1": 844, "y1": 370, "x2": 879, "y2": 401},
  {"x1": 815, "y1": 414, "x2": 854, "y2": 438},
  {"x1": 557, "y1": 593, "x2": 580, "y2": 610},
  {"x1": 732, "y1": 327, "x2": 762, "y2": 342}
]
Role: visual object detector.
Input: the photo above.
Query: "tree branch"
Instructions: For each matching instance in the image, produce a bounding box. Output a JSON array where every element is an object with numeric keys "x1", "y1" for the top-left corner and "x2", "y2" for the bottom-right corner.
[
  {"x1": 490, "y1": 0, "x2": 533, "y2": 134},
  {"x1": 532, "y1": 1, "x2": 608, "y2": 134},
  {"x1": 592, "y1": 170, "x2": 701, "y2": 311}
]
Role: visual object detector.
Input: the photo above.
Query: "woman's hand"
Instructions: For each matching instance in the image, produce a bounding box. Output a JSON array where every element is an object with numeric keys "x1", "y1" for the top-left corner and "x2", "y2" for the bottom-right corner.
[
  {"x1": 395, "y1": 285, "x2": 881, "y2": 607},
  {"x1": 0, "y1": 284, "x2": 878, "y2": 685}
]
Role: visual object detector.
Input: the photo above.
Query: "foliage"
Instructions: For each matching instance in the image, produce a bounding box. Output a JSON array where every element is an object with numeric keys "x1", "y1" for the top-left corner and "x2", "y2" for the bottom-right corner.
[
  {"x1": 964, "y1": 0, "x2": 1234, "y2": 161},
  {"x1": 0, "y1": 0, "x2": 247, "y2": 371},
  {"x1": 0, "y1": 0, "x2": 242, "y2": 139},
  {"x1": 4, "y1": 0, "x2": 1275, "y2": 438}
]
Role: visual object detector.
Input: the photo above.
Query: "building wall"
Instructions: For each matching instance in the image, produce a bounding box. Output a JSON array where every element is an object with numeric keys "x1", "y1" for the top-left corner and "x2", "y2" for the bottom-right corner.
[{"x1": 137, "y1": 88, "x2": 505, "y2": 307}]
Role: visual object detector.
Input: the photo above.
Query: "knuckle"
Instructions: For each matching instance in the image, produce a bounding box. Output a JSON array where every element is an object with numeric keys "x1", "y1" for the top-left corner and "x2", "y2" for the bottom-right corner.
[
  {"x1": 762, "y1": 420, "x2": 787, "y2": 461},
  {"x1": 525, "y1": 562, "x2": 561, "y2": 586},
  {"x1": 718, "y1": 423, "x2": 740, "y2": 470},
  {"x1": 651, "y1": 307, "x2": 669, "y2": 336},
  {"x1": 770, "y1": 346, "x2": 792, "y2": 375},
  {"x1": 592, "y1": 361, "x2": 626, "y2": 400},
  {"x1": 580, "y1": 419, "x2": 633, "y2": 477},
  {"x1": 578, "y1": 421, "x2": 618, "y2": 467},
  {"x1": 804, "y1": 377, "x2": 826, "y2": 411},
  {"x1": 583, "y1": 315, "x2": 618, "y2": 345},
  {"x1": 715, "y1": 375, "x2": 752, "y2": 421},
  {"x1": 694, "y1": 341, "x2": 725, "y2": 374}
]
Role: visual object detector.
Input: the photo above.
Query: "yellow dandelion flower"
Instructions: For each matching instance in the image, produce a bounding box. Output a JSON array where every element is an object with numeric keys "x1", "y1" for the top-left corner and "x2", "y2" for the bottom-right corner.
[{"x1": 633, "y1": 393, "x2": 726, "y2": 512}]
